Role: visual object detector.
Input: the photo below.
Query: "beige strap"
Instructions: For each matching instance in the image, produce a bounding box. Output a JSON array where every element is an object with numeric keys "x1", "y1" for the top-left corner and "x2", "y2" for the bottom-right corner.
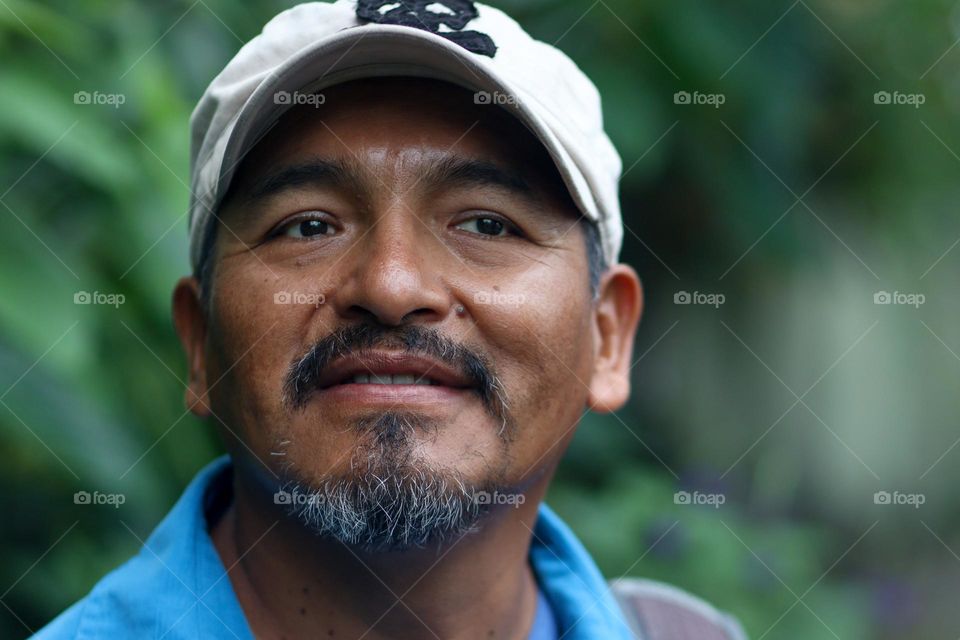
[{"x1": 609, "y1": 578, "x2": 749, "y2": 640}]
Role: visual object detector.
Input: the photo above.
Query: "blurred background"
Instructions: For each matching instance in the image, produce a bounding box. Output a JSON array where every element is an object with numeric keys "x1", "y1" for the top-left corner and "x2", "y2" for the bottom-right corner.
[{"x1": 1, "y1": 0, "x2": 958, "y2": 638}]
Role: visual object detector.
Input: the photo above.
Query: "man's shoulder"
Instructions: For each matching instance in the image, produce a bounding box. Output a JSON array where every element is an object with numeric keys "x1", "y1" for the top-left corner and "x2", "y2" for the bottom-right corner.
[
  {"x1": 608, "y1": 578, "x2": 748, "y2": 640},
  {"x1": 30, "y1": 457, "x2": 247, "y2": 640}
]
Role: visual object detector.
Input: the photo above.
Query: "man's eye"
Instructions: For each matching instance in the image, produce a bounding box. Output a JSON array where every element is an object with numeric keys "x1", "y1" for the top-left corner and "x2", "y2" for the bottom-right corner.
[
  {"x1": 456, "y1": 216, "x2": 508, "y2": 237},
  {"x1": 278, "y1": 217, "x2": 334, "y2": 239}
]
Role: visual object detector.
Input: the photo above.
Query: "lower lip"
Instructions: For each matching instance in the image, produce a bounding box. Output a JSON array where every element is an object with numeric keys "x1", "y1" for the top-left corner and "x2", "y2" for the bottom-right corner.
[{"x1": 315, "y1": 383, "x2": 471, "y2": 405}]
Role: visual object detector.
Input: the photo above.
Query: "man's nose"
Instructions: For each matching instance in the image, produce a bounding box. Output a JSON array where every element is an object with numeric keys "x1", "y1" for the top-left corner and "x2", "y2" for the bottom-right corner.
[{"x1": 332, "y1": 210, "x2": 453, "y2": 326}]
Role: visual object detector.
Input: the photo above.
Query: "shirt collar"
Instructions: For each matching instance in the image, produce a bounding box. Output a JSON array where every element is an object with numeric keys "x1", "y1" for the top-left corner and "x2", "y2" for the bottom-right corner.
[{"x1": 531, "y1": 503, "x2": 634, "y2": 639}]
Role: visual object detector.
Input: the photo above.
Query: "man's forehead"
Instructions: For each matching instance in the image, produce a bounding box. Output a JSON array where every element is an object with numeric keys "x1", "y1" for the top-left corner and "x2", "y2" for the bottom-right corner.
[
  {"x1": 227, "y1": 77, "x2": 568, "y2": 204},
  {"x1": 246, "y1": 77, "x2": 542, "y2": 163}
]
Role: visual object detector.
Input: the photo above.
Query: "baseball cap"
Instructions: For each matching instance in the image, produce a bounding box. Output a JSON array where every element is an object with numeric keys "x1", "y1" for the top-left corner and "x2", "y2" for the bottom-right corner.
[{"x1": 188, "y1": 0, "x2": 623, "y2": 271}]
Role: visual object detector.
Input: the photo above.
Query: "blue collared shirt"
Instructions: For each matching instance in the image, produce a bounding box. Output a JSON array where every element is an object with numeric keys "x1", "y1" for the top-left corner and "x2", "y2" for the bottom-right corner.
[
  {"x1": 34, "y1": 456, "x2": 632, "y2": 639},
  {"x1": 529, "y1": 586, "x2": 559, "y2": 639}
]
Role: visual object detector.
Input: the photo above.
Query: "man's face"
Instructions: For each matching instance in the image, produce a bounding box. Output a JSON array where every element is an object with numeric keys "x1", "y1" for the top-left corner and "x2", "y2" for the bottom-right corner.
[{"x1": 174, "y1": 77, "x2": 640, "y2": 548}]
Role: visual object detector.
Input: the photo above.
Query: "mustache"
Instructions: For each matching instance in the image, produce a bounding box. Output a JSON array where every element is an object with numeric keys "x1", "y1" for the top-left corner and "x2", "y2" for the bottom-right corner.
[{"x1": 282, "y1": 323, "x2": 513, "y2": 437}]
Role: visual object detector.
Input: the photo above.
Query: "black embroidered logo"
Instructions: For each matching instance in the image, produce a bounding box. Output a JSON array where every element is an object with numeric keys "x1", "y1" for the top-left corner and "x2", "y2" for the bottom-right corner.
[{"x1": 356, "y1": 0, "x2": 497, "y2": 57}]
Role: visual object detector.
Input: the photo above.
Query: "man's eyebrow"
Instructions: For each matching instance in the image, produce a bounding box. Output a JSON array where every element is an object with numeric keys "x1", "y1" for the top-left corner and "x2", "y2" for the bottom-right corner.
[
  {"x1": 245, "y1": 159, "x2": 363, "y2": 202},
  {"x1": 419, "y1": 156, "x2": 533, "y2": 197},
  {"x1": 242, "y1": 155, "x2": 534, "y2": 203}
]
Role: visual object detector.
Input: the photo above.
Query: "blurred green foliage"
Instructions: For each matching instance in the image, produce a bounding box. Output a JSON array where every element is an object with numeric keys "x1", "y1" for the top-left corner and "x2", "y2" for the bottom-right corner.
[{"x1": 2, "y1": 1, "x2": 960, "y2": 638}]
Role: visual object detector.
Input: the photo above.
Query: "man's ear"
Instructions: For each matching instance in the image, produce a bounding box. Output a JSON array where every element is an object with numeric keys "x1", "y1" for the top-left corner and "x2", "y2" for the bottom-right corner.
[
  {"x1": 586, "y1": 264, "x2": 643, "y2": 413},
  {"x1": 172, "y1": 277, "x2": 212, "y2": 417}
]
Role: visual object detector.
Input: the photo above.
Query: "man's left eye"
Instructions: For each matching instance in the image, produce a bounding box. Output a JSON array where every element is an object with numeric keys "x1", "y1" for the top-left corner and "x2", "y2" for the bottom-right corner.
[{"x1": 456, "y1": 216, "x2": 509, "y2": 237}]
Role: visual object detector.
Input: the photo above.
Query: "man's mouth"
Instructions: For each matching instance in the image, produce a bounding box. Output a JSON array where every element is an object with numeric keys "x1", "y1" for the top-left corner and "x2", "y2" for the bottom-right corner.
[
  {"x1": 282, "y1": 327, "x2": 510, "y2": 434},
  {"x1": 315, "y1": 352, "x2": 474, "y2": 392},
  {"x1": 343, "y1": 373, "x2": 439, "y2": 385}
]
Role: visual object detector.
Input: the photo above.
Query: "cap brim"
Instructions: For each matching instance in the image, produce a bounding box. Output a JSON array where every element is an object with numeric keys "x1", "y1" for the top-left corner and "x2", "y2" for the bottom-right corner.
[{"x1": 214, "y1": 24, "x2": 601, "y2": 227}]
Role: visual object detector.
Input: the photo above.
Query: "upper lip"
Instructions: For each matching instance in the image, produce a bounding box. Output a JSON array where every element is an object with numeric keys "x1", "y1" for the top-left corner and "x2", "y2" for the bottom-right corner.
[{"x1": 315, "y1": 352, "x2": 473, "y2": 389}]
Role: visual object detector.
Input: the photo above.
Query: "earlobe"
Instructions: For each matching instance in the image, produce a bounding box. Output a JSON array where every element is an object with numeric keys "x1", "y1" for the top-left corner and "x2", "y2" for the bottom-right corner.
[
  {"x1": 172, "y1": 277, "x2": 212, "y2": 417},
  {"x1": 586, "y1": 265, "x2": 643, "y2": 414}
]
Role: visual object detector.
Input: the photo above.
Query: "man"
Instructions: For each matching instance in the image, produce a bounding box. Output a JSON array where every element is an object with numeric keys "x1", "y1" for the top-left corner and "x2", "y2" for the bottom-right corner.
[{"x1": 36, "y1": 1, "x2": 746, "y2": 638}]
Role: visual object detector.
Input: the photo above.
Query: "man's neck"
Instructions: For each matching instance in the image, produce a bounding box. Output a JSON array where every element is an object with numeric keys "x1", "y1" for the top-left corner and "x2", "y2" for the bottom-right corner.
[{"x1": 210, "y1": 475, "x2": 550, "y2": 640}]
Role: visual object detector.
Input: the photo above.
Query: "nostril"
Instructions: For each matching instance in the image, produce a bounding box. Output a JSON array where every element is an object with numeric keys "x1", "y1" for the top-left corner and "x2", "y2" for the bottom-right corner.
[
  {"x1": 343, "y1": 305, "x2": 438, "y2": 326},
  {"x1": 400, "y1": 307, "x2": 441, "y2": 323}
]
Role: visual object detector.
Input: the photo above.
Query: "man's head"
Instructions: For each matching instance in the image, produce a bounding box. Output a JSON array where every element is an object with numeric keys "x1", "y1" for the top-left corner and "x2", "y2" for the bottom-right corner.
[{"x1": 173, "y1": 3, "x2": 642, "y2": 553}]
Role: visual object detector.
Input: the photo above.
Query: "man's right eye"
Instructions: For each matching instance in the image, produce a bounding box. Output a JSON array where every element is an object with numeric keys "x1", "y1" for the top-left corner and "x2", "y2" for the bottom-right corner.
[{"x1": 274, "y1": 214, "x2": 336, "y2": 239}]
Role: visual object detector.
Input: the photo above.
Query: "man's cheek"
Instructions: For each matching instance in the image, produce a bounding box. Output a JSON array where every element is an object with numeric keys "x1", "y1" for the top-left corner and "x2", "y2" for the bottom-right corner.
[
  {"x1": 211, "y1": 274, "x2": 296, "y2": 381},
  {"x1": 501, "y1": 296, "x2": 591, "y2": 381},
  {"x1": 205, "y1": 317, "x2": 294, "y2": 446},
  {"x1": 490, "y1": 321, "x2": 590, "y2": 435}
]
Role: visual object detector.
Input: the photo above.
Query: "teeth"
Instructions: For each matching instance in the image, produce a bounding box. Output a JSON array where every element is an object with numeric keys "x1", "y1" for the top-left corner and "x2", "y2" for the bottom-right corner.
[{"x1": 350, "y1": 373, "x2": 434, "y2": 385}]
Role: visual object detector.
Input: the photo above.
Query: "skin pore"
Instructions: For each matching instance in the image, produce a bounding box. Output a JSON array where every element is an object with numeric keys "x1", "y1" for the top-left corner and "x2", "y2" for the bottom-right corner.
[{"x1": 172, "y1": 77, "x2": 642, "y2": 639}]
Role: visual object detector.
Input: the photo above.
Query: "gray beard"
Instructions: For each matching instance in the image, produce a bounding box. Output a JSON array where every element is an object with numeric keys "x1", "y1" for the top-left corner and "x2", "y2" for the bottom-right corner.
[{"x1": 274, "y1": 412, "x2": 510, "y2": 552}]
